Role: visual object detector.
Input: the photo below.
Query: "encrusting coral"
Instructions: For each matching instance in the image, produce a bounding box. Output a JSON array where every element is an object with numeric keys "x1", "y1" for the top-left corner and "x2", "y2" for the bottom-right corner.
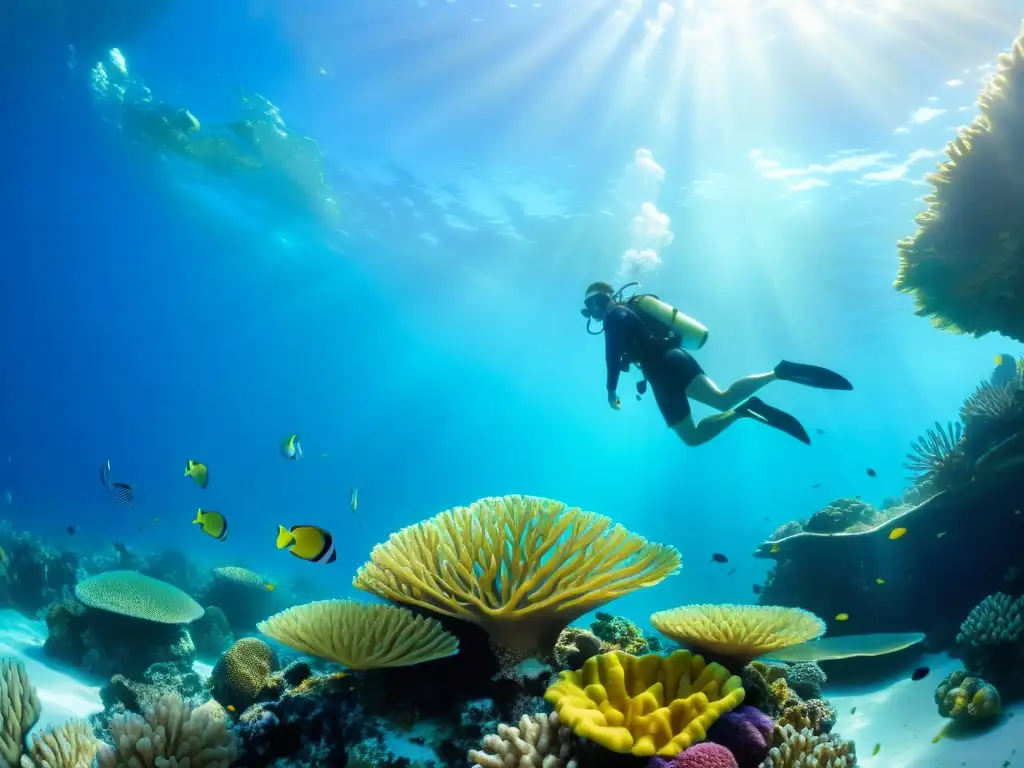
[
  {"x1": 353, "y1": 495, "x2": 681, "y2": 653},
  {"x1": 468, "y1": 711, "x2": 578, "y2": 768},
  {"x1": 650, "y1": 605, "x2": 826, "y2": 666},
  {"x1": 935, "y1": 670, "x2": 1001, "y2": 721},
  {"x1": 760, "y1": 724, "x2": 856, "y2": 768},
  {"x1": 894, "y1": 23, "x2": 1024, "y2": 343},
  {"x1": 0, "y1": 657, "x2": 41, "y2": 765},
  {"x1": 20, "y1": 719, "x2": 99, "y2": 768},
  {"x1": 544, "y1": 650, "x2": 745, "y2": 758},
  {"x1": 96, "y1": 692, "x2": 237, "y2": 768}
]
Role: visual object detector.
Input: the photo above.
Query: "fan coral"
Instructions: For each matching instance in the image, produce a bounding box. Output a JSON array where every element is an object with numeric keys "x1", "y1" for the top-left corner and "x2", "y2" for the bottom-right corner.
[
  {"x1": 0, "y1": 657, "x2": 41, "y2": 765},
  {"x1": 760, "y1": 724, "x2": 856, "y2": 768},
  {"x1": 353, "y1": 495, "x2": 681, "y2": 653},
  {"x1": 706, "y1": 705, "x2": 773, "y2": 768},
  {"x1": 209, "y1": 637, "x2": 279, "y2": 711},
  {"x1": 468, "y1": 711, "x2": 578, "y2": 768},
  {"x1": 75, "y1": 571, "x2": 204, "y2": 624},
  {"x1": 554, "y1": 627, "x2": 605, "y2": 670},
  {"x1": 957, "y1": 592, "x2": 1024, "y2": 646},
  {"x1": 903, "y1": 421, "x2": 965, "y2": 491},
  {"x1": 96, "y1": 693, "x2": 237, "y2": 768},
  {"x1": 650, "y1": 605, "x2": 826, "y2": 665},
  {"x1": 544, "y1": 650, "x2": 745, "y2": 758},
  {"x1": 935, "y1": 670, "x2": 1001, "y2": 721},
  {"x1": 894, "y1": 21, "x2": 1024, "y2": 343},
  {"x1": 785, "y1": 663, "x2": 826, "y2": 700},
  {"x1": 257, "y1": 599, "x2": 459, "y2": 669},
  {"x1": 21, "y1": 719, "x2": 99, "y2": 768}
]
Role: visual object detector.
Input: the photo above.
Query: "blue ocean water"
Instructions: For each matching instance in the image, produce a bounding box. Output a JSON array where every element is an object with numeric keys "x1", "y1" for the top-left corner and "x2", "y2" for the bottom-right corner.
[{"x1": 0, "y1": 7, "x2": 1023, "y2": 764}]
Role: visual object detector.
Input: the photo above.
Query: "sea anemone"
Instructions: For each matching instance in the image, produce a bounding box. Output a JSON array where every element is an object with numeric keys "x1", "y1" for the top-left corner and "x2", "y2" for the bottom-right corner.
[{"x1": 903, "y1": 420, "x2": 964, "y2": 490}]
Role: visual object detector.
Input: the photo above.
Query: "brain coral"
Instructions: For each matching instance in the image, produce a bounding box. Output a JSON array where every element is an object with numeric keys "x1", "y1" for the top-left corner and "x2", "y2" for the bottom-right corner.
[
  {"x1": 75, "y1": 571, "x2": 204, "y2": 624},
  {"x1": 258, "y1": 599, "x2": 459, "y2": 669},
  {"x1": 651, "y1": 605, "x2": 826, "y2": 665},
  {"x1": 354, "y1": 495, "x2": 681, "y2": 653},
  {"x1": 210, "y1": 637, "x2": 279, "y2": 711},
  {"x1": 544, "y1": 649, "x2": 745, "y2": 758}
]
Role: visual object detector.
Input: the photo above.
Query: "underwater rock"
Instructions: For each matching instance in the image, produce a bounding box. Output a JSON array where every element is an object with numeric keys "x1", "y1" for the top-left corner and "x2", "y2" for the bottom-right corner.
[
  {"x1": 0, "y1": 524, "x2": 78, "y2": 615},
  {"x1": 553, "y1": 627, "x2": 606, "y2": 670},
  {"x1": 201, "y1": 566, "x2": 277, "y2": 636},
  {"x1": 191, "y1": 605, "x2": 235, "y2": 660},
  {"x1": 804, "y1": 498, "x2": 878, "y2": 534}
]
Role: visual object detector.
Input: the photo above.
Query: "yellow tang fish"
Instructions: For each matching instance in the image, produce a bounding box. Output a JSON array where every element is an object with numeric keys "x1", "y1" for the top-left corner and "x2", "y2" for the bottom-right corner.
[
  {"x1": 888, "y1": 527, "x2": 908, "y2": 541},
  {"x1": 276, "y1": 524, "x2": 336, "y2": 564},
  {"x1": 769, "y1": 543, "x2": 781, "y2": 554},
  {"x1": 834, "y1": 612, "x2": 849, "y2": 621},
  {"x1": 194, "y1": 509, "x2": 228, "y2": 541},
  {"x1": 184, "y1": 459, "x2": 209, "y2": 489},
  {"x1": 281, "y1": 433, "x2": 303, "y2": 460}
]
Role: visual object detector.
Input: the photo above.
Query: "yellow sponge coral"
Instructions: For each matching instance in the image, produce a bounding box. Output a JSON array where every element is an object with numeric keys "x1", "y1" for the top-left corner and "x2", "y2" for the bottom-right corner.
[
  {"x1": 544, "y1": 650, "x2": 744, "y2": 758},
  {"x1": 354, "y1": 495, "x2": 681, "y2": 653}
]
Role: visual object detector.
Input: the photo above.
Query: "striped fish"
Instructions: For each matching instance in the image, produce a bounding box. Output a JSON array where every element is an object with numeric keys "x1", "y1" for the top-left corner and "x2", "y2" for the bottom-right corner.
[{"x1": 100, "y1": 460, "x2": 134, "y2": 507}]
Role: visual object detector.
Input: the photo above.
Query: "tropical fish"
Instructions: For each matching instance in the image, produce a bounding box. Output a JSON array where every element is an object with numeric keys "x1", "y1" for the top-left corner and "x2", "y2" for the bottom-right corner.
[
  {"x1": 936, "y1": 531, "x2": 947, "y2": 538},
  {"x1": 100, "y1": 460, "x2": 133, "y2": 507},
  {"x1": 769, "y1": 543, "x2": 781, "y2": 553},
  {"x1": 834, "y1": 613, "x2": 849, "y2": 621},
  {"x1": 281, "y1": 433, "x2": 303, "y2": 460},
  {"x1": 727, "y1": 568, "x2": 736, "y2": 576},
  {"x1": 911, "y1": 666, "x2": 930, "y2": 681},
  {"x1": 752, "y1": 584, "x2": 762, "y2": 595},
  {"x1": 888, "y1": 527, "x2": 908, "y2": 541},
  {"x1": 184, "y1": 459, "x2": 209, "y2": 489},
  {"x1": 276, "y1": 524, "x2": 336, "y2": 564},
  {"x1": 265, "y1": 583, "x2": 276, "y2": 592},
  {"x1": 871, "y1": 743, "x2": 880, "y2": 757},
  {"x1": 992, "y1": 354, "x2": 1017, "y2": 388},
  {"x1": 193, "y1": 509, "x2": 227, "y2": 541},
  {"x1": 226, "y1": 705, "x2": 236, "y2": 713},
  {"x1": 811, "y1": 483, "x2": 821, "y2": 489},
  {"x1": 67, "y1": 525, "x2": 79, "y2": 536},
  {"x1": 711, "y1": 553, "x2": 729, "y2": 564},
  {"x1": 866, "y1": 468, "x2": 877, "y2": 478},
  {"x1": 876, "y1": 578, "x2": 886, "y2": 585},
  {"x1": 850, "y1": 707, "x2": 856, "y2": 715},
  {"x1": 350, "y1": 487, "x2": 358, "y2": 514}
]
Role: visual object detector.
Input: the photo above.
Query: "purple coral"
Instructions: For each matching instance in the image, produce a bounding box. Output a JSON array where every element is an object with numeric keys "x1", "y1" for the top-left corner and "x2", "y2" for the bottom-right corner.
[
  {"x1": 648, "y1": 743, "x2": 739, "y2": 768},
  {"x1": 706, "y1": 705, "x2": 774, "y2": 768}
]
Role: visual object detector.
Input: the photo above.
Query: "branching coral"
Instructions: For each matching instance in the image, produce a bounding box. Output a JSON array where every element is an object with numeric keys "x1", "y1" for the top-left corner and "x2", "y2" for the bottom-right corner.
[
  {"x1": 21, "y1": 719, "x2": 99, "y2": 768},
  {"x1": 650, "y1": 605, "x2": 826, "y2": 665},
  {"x1": 96, "y1": 693, "x2": 237, "y2": 768},
  {"x1": 468, "y1": 711, "x2": 578, "y2": 768},
  {"x1": 544, "y1": 650, "x2": 745, "y2": 758},
  {"x1": 353, "y1": 495, "x2": 681, "y2": 653},
  {"x1": 894, "y1": 24, "x2": 1024, "y2": 343},
  {"x1": 903, "y1": 420, "x2": 965, "y2": 490},
  {"x1": 258, "y1": 599, "x2": 459, "y2": 669},
  {"x1": 935, "y1": 670, "x2": 1001, "y2": 721},
  {"x1": 760, "y1": 724, "x2": 856, "y2": 768}
]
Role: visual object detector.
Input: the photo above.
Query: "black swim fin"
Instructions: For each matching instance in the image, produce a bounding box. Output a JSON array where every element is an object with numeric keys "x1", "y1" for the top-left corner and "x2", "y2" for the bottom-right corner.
[
  {"x1": 737, "y1": 397, "x2": 811, "y2": 444},
  {"x1": 775, "y1": 360, "x2": 853, "y2": 391}
]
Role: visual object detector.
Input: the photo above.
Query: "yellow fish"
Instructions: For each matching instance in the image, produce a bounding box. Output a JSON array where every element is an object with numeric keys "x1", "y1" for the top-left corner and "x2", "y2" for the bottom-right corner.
[
  {"x1": 276, "y1": 524, "x2": 336, "y2": 564},
  {"x1": 194, "y1": 509, "x2": 227, "y2": 541},
  {"x1": 888, "y1": 527, "x2": 908, "y2": 541},
  {"x1": 350, "y1": 487, "x2": 358, "y2": 514},
  {"x1": 871, "y1": 743, "x2": 880, "y2": 757},
  {"x1": 184, "y1": 459, "x2": 209, "y2": 489},
  {"x1": 769, "y1": 543, "x2": 781, "y2": 553},
  {"x1": 226, "y1": 705, "x2": 236, "y2": 713},
  {"x1": 280, "y1": 433, "x2": 302, "y2": 460},
  {"x1": 265, "y1": 583, "x2": 276, "y2": 592},
  {"x1": 835, "y1": 613, "x2": 849, "y2": 621},
  {"x1": 931, "y1": 732, "x2": 943, "y2": 744},
  {"x1": 876, "y1": 578, "x2": 886, "y2": 585}
]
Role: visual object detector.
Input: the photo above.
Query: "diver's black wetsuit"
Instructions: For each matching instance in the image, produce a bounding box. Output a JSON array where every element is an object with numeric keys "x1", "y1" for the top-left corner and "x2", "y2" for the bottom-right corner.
[{"x1": 604, "y1": 303, "x2": 704, "y2": 426}]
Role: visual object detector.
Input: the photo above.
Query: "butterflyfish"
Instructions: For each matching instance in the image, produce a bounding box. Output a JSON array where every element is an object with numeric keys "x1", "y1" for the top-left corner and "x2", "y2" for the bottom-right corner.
[
  {"x1": 194, "y1": 509, "x2": 228, "y2": 541},
  {"x1": 184, "y1": 459, "x2": 209, "y2": 488},
  {"x1": 281, "y1": 433, "x2": 303, "y2": 460},
  {"x1": 276, "y1": 524, "x2": 336, "y2": 564}
]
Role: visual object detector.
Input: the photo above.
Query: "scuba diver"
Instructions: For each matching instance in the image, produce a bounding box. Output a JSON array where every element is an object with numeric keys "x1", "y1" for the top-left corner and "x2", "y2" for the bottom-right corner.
[{"x1": 582, "y1": 281, "x2": 853, "y2": 446}]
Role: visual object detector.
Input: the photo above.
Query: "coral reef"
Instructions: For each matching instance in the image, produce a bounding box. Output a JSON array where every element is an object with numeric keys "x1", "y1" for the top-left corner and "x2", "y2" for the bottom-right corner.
[
  {"x1": 649, "y1": 742, "x2": 739, "y2": 768},
  {"x1": 590, "y1": 612, "x2": 658, "y2": 655},
  {"x1": 650, "y1": 605, "x2": 826, "y2": 666},
  {"x1": 98, "y1": 660, "x2": 206, "y2": 725},
  {"x1": 956, "y1": 592, "x2": 1024, "y2": 696},
  {"x1": 935, "y1": 670, "x2": 1001, "y2": 721},
  {"x1": 894, "y1": 22, "x2": 1024, "y2": 343},
  {"x1": 705, "y1": 706, "x2": 773, "y2": 768},
  {"x1": 760, "y1": 724, "x2": 856, "y2": 768},
  {"x1": 553, "y1": 627, "x2": 606, "y2": 670},
  {"x1": 0, "y1": 657, "x2": 41, "y2": 765},
  {"x1": 545, "y1": 650, "x2": 745, "y2": 757},
  {"x1": 353, "y1": 495, "x2": 681, "y2": 653},
  {"x1": 258, "y1": 600, "x2": 459, "y2": 669},
  {"x1": 21, "y1": 719, "x2": 99, "y2": 768},
  {"x1": 468, "y1": 711, "x2": 577, "y2": 768},
  {"x1": 209, "y1": 637, "x2": 280, "y2": 712},
  {"x1": 783, "y1": 663, "x2": 826, "y2": 700},
  {"x1": 191, "y1": 605, "x2": 235, "y2": 660},
  {"x1": 903, "y1": 420, "x2": 966, "y2": 493},
  {"x1": 803, "y1": 499, "x2": 877, "y2": 534},
  {"x1": 0, "y1": 524, "x2": 78, "y2": 616},
  {"x1": 778, "y1": 697, "x2": 835, "y2": 736},
  {"x1": 201, "y1": 566, "x2": 276, "y2": 636}
]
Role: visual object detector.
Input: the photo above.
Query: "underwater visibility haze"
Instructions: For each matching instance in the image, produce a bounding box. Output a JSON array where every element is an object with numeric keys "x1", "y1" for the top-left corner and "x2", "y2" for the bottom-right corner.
[{"x1": 0, "y1": 1, "x2": 1023, "y2": 766}]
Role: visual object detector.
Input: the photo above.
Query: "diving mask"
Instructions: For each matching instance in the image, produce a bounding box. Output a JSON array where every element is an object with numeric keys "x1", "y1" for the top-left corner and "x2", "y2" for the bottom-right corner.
[{"x1": 581, "y1": 291, "x2": 611, "y2": 319}]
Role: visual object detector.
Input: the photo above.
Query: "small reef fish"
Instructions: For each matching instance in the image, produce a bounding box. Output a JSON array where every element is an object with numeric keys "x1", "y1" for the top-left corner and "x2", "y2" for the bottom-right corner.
[
  {"x1": 194, "y1": 509, "x2": 228, "y2": 541},
  {"x1": 815, "y1": 428, "x2": 825, "y2": 435},
  {"x1": 876, "y1": 578, "x2": 886, "y2": 585},
  {"x1": 276, "y1": 524, "x2": 337, "y2": 564},
  {"x1": 727, "y1": 568, "x2": 736, "y2": 576},
  {"x1": 711, "y1": 553, "x2": 729, "y2": 564},
  {"x1": 871, "y1": 743, "x2": 880, "y2": 757},
  {"x1": 184, "y1": 459, "x2": 209, "y2": 489},
  {"x1": 850, "y1": 707, "x2": 856, "y2": 715},
  {"x1": 265, "y1": 583, "x2": 276, "y2": 592},
  {"x1": 769, "y1": 543, "x2": 781, "y2": 553},
  {"x1": 911, "y1": 666, "x2": 930, "y2": 681},
  {"x1": 811, "y1": 483, "x2": 821, "y2": 489},
  {"x1": 866, "y1": 468, "x2": 877, "y2": 478},
  {"x1": 67, "y1": 525, "x2": 79, "y2": 536},
  {"x1": 350, "y1": 487, "x2": 358, "y2": 514},
  {"x1": 992, "y1": 354, "x2": 1017, "y2": 388},
  {"x1": 888, "y1": 527, "x2": 908, "y2": 541},
  {"x1": 752, "y1": 584, "x2": 762, "y2": 595},
  {"x1": 100, "y1": 460, "x2": 133, "y2": 507},
  {"x1": 226, "y1": 705, "x2": 236, "y2": 713},
  {"x1": 834, "y1": 613, "x2": 849, "y2": 621},
  {"x1": 281, "y1": 433, "x2": 303, "y2": 460}
]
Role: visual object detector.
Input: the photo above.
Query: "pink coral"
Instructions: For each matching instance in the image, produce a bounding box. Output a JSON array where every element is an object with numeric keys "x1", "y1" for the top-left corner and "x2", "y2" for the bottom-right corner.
[{"x1": 648, "y1": 743, "x2": 740, "y2": 768}]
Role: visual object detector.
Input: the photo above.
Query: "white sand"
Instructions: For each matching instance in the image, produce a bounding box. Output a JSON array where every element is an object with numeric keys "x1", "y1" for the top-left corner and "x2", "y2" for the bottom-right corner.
[
  {"x1": 0, "y1": 609, "x2": 103, "y2": 734},
  {"x1": 829, "y1": 652, "x2": 1024, "y2": 768}
]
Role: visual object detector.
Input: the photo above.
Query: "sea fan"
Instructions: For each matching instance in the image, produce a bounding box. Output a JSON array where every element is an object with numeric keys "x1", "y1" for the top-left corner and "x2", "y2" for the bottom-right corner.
[
  {"x1": 904, "y1": 420, "x2": 964, "y2": 490},
  {"x1": 960, "y1": 381, "x2": 1017, "y2": 423}
]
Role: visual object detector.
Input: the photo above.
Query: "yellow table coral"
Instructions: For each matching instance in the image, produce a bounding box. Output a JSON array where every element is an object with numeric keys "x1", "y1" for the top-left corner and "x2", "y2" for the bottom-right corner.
[{"x1": 544, "y1": 650, "x2": 745, "y2": 757}]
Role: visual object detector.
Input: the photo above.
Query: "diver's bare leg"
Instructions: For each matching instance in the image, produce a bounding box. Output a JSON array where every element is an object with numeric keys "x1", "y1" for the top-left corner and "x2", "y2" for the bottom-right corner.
[
  {"x1": 686, "y1": 372, "x2": 776, "y2": 412},
  {"x1": 671, "y1": 412, "x2": 743, "y2": 447}
]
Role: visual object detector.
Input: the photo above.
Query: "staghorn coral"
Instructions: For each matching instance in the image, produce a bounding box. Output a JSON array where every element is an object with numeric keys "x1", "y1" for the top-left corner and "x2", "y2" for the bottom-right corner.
[
  {"x1": 96, "y1": 693, "x2": 237, "y2": 768},
  {"x1": 21, "y1": 719, "x2": 99, "y2": 768},
  {"x1": 257, "y1": 599, "x2": 459, "y2": 669},
  {"x1": 0, "y1": 657, "x2": 41, "y2": 765},
  {"x1": 760, "y1": 724, "x2": 856, "y2": 768},
  {"x1": 354, "y1": 495, "x2": 681, "y2": 653},
  {"x1": 935, "y1": 670, "x2": 1001, "y2": 721},
  {"x1": 544, "y1": 650, "x2": 745, "y2": 758},
  {"x1": 468, "y1": 711, "x2": 578, "y2": 768},
  {"x1": 209, "y1": 637, "x2": 279, "y2": 712},
  {"x1": 903, "y1": 420, "x2": 965, "y2": 491},
  {"x1": 894, "y1": 24, "x2": 1024, "y2": 343},
  {"x1": 650, "y1": 605, "x2": 826, "y2": 665},
  {"x1": 75, "y1": 571, "x2": 204, "y2": 624},
  {"x1": 553, "y1": 627, "x2": 606, "y2": 670}
]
